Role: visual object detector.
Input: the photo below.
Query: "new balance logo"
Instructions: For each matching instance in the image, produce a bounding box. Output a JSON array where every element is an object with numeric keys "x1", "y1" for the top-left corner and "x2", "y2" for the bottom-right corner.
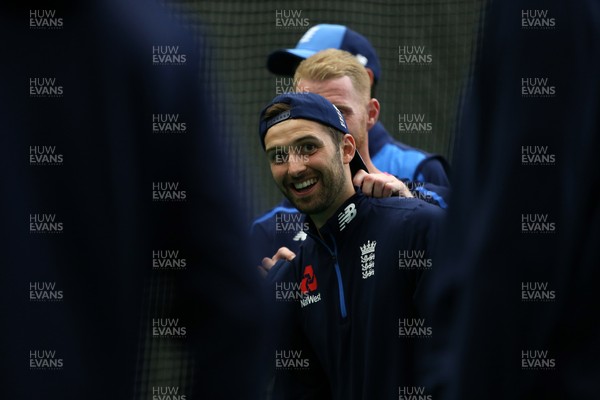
[
  {"x1": 338, "y1": 203, "x2": 356, "y2": 231},
  {"x1": 293, "y1": 231, "x2": 307, "y2": 241}
]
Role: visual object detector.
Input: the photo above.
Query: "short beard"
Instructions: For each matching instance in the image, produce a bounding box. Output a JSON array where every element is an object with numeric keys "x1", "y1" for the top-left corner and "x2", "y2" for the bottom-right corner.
[{"x1": 286, "y1": 145, "x2": 346, "y2": 217}]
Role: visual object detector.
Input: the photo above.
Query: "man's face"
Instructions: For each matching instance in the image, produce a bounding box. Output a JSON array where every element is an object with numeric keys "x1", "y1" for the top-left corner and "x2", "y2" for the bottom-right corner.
[
  {"x1": 296, "y1": 76, "x2": 369, "y2": 149},
  {"x1": 264, "y1": 118, "x2": 349, "y2": 220}
]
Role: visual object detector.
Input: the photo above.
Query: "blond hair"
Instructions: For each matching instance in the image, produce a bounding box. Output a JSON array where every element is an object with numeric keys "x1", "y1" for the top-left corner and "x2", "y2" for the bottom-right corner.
[{"x1": 294, "y1": 49, "x2": 371, "y2": 102}]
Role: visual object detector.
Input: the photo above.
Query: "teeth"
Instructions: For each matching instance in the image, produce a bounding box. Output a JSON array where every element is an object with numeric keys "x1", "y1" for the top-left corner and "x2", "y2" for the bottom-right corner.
[{"x1": 294, "y1": 178, "x2": 317, "y2": 190}]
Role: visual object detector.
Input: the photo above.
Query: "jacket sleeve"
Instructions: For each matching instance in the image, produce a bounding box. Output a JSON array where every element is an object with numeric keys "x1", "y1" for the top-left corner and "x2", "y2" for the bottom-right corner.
[
  {"x1": 265, "y1": 257, "x2": 332, "y2": 400},
  {"x1": 250, "y1": 211, "x2": 307, "y2": 267},
  {"x1": 413, "y1": 155, "x2": 451, "y2": 187},
  {"x1": 402, "y1": 179, "x2": 451, "y2": 209},
  {"x1": 250, "y1": 217, "x2": 278, "y2": 267}
]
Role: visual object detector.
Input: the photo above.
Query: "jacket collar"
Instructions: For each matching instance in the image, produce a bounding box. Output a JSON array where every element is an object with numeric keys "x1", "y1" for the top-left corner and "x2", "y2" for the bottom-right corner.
[{"x1": 305, "y1": 188, "x2": 367, "y2": 245}]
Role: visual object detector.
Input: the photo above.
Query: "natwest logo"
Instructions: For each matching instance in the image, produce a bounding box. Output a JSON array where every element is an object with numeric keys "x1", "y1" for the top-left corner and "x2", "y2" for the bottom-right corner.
[
  {"x1": 299, "y1": 265, "x2": 321, "y2": 308},
  {"x1": 300, "y1": 265, "x2": 317, "y2": 294}
]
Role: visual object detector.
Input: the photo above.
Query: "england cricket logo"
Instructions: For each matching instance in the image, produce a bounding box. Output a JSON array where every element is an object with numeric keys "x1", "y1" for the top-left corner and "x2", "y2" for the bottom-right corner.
[{"x1": 360, "y1": 240, "x2": 376, "y2": 279}]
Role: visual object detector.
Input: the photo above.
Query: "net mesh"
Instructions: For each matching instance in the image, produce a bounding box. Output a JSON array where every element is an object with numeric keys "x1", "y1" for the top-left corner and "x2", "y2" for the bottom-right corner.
[
  {"x1": 133, "y1": 1, "x2": 486, "y2": 398},
  {"x1": 164, "y1": 0, "x2": 486, "y2": 224}
]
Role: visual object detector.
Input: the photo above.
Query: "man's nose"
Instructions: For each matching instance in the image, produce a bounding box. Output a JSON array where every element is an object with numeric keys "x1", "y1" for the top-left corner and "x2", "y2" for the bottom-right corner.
[{"x1": 287, "y1": 153, "x2": 307, "y2": 177}]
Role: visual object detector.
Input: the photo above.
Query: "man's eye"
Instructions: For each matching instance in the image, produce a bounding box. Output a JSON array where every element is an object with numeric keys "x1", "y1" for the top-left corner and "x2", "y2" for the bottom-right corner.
[{"x1": 302, "y1": 144, "x2": 317, "y2": 153}]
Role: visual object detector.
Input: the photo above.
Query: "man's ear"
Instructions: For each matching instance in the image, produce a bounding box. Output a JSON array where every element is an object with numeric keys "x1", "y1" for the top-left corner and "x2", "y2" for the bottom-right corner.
[
  {"x1": 366, "y1": 98, "x2": 380, "y2": 131},
  {"x1": 341, "y1": 134, "x2": 356, "y2": 164}
]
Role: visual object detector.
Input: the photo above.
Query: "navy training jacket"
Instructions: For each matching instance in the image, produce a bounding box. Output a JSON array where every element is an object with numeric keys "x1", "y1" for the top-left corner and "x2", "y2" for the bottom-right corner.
[
  {"x1": 250, "y1": 180, "x2": 449, "y2": 266},
  {"x1": 267, "y1": 190, "x2": 445, "y2": 400}
]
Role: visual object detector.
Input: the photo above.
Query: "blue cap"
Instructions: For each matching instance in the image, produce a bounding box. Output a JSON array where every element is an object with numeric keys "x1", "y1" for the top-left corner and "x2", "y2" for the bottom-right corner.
[
  {"x1": 259, "y1": 92, "x2": 348, "y2": 149},
  {"x1": 259, "y1": 92, "x2": 368, "y2": 174},
  {"x1": 267, "y1": 24, "x2": 381, "y2": 83}
]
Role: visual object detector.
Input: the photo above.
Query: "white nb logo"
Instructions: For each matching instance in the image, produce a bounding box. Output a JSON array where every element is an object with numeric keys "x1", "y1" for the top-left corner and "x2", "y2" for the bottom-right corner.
[
  {"x1": 338, "y1": 203, "x2": 357, "y2": 231},
  {"x1": 293, "y1": 231, "x2": 307, "y2": 241}
]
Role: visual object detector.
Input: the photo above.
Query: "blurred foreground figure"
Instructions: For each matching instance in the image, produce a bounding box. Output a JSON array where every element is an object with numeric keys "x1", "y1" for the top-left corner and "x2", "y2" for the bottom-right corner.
[
  {"x1": 420, "y1": 1, "x2": 600, "y2": 399},
  {"x1": 0, "y1": 1, "x2": 266, "y2": 399}
]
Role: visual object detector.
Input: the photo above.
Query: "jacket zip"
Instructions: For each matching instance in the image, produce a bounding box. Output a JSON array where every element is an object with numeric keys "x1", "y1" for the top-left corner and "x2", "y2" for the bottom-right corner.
[{"x1": 311, "y1": 232, "x2": 348, "y2": 319}]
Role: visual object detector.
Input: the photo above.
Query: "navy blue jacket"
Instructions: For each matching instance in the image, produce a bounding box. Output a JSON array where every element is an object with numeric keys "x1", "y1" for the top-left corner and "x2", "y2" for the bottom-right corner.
[
  {"x1": 250, "y1": 180, "x2": 448, "y2": 266},
  {"x1": 267, "y1": 190, "x2": 445, "y2": 399},
  {"x1": 369, "y1": 122, "x2": 451, "y2": 187}
]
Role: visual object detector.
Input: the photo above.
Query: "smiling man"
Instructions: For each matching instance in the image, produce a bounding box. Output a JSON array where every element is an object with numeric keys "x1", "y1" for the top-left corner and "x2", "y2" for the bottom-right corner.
[
  {"x1": 264, "y1": 108, "x2": 354, "y2": 228},
  {"x1": 259, "y1": 92, "x2": 445, "y2": 399},
  {"x1": 251, "y1": 50, "x2": 449, "y2": 269}
]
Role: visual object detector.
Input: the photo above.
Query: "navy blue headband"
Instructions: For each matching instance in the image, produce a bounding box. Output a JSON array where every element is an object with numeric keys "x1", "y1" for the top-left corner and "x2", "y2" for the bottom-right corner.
[{"x1": 258, "y1": 92, "x2": 349, "y2": 150}]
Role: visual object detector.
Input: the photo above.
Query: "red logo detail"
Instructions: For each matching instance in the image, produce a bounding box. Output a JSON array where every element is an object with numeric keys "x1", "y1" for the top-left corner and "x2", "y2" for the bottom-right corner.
[{"x1": 300, "y1": 265, "x2": 318, "y2": 294}]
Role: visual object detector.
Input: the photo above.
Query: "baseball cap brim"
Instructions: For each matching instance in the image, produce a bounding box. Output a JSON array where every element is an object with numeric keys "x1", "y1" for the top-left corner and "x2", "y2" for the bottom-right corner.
[{"x1": 267, "y1": 48, "x2": 317, "y2": 77}]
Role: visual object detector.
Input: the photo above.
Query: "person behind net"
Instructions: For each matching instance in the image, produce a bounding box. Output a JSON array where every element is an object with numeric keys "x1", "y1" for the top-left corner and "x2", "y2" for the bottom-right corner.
[{"x1": 267, "y1": 24, "x2": 451, "y2": 187}]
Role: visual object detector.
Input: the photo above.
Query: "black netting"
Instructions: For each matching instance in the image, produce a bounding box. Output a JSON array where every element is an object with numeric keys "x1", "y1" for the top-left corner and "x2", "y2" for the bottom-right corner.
[{"x1": 165, "y1": 0, "x2": 486, "y2": 225}]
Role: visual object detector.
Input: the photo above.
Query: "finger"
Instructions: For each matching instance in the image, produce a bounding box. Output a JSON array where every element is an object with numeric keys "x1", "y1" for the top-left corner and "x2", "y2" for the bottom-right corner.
[
  {"x1": 400, "y1": 187, "x2": 414, "y2": 198},
  {"x1": 261, "y1": 256, "x2": 276, "y2": 271},
  {"x1": 372, "y1": 179, "x2": 386, "y2": 198},
  {"x1": 273, "y1": 246, "x2": 296, "y2": 261},
  {"x1": 385, "y1": 177, "x2": 410, "y2": 198},
  {"x1": 395, "y1": 183, "x2": 413, "y2": 198},
  {"x1": 360, "y1": 175, "x2": 375, "y2": 197},
  {"x1": 352, "y1": 169, "x2": 368, "y2": 187},
  {"x1": 382, "y1": 182, "x2": 395, "y2": 197}
]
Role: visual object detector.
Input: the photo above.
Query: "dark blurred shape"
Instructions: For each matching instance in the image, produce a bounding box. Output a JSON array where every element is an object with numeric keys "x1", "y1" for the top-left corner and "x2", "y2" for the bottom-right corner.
[
  {"x1": 0, "y1": 1, "x2": 266, "y2": 399},
  {"x1": 420, "y1": 1, "x2": 600, "y2": 399}
]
